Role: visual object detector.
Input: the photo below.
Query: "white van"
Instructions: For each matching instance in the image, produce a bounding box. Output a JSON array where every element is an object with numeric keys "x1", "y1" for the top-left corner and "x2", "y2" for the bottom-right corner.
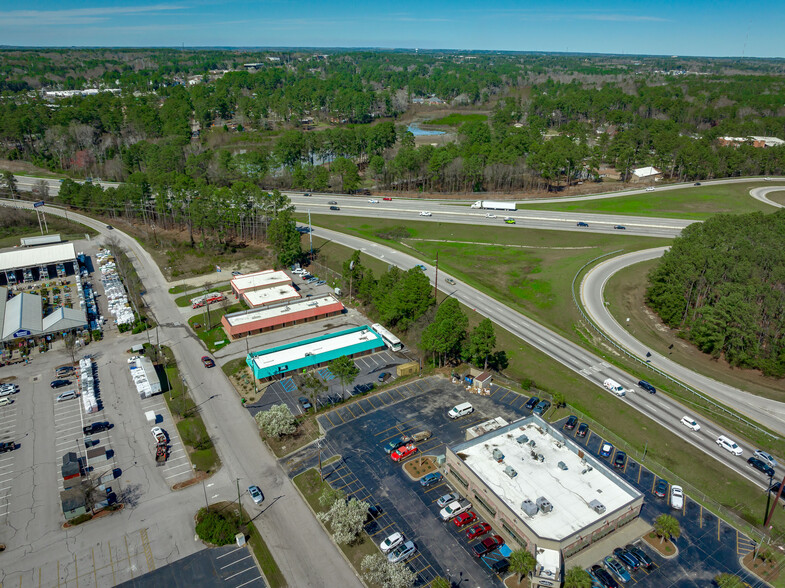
[
  {"x1": 448, "y1": 402, "x2": 474, "y2": 419},
  {"x1": 56, "y1": 390, "x2": 78, "y2": 402},
  {"x1": 717, "y1": 435, "x2": 743, "y2": 456},
  {"x1": 603, "y1": 378, "x2": 626, "y2": 397}
]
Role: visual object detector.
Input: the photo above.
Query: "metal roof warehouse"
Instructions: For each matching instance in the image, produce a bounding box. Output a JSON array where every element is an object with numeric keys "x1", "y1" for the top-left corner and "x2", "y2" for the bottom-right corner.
[
  {"x1": 222, "y1": 293, "x2": 344, "y2": 338},
  {"x1": 246, "y1": 325, "x2": 384, "y2": 381},
  {"x1": 0, "y1": 242, "x2": 76, "y2": 273},
  {"x1": 230, "y1": 269, "x2": 291, "y2": 296}
]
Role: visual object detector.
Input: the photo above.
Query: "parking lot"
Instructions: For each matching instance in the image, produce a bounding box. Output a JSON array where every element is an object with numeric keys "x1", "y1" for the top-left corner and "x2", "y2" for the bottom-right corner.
[
  {"x1": 284, "y1": 376, "x2": 763, "y2": 587},
  {"x1": 246, "y1": 348, "x2": 408, "y2": 418},
  {"x1": 137, "y1": 393, "x2": 193, "y2": 485},
  {"x1": 0, "y1": 380, "x2": 20, "y2": 519}
]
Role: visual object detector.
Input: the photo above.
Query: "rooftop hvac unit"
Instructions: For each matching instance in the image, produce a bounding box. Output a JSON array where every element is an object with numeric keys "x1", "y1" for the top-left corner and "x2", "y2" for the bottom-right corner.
[
  {"x1": 528, "y1": 440, "x2": 536, "y2": 448},
  {"x1": 536, "y1": 497, "x2": 553, "y2": 514},
  {"x1": 521, "y1": 499, "x2": 538, "y2": 516},
  {"x1": 557, "y1": 461, "x2": 568, "y2": 470},
  {"x1": 516, "y1": 434, "x2": 529, "y2": 445},
  {"x1": 492, "y1": 448, "x2": 504, "y2": 462},
  {"x1": 589, "y1": 499, "x2": 606, "y2": 514},
  {"x1": 504, "y1": 466, "x2": 517, "y2": 478},
  {"x1": 537, "y1": 453, "x2": 545, "y2": 462}
]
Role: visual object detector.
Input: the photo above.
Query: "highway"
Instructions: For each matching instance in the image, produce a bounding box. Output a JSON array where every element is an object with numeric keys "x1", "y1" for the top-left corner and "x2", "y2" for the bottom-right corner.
[{"x1": 581, "y1": 247, "x2": 785, "y2": 435}]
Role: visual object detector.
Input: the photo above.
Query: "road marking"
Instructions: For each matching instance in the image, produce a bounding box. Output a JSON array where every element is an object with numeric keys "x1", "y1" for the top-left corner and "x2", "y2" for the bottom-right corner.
[
  {"x1": 141, "y1": 528, "x2": 155, "y2": 571},
  {"x1": 93, "y1": 546, "x2": 98, "y2": 587},
  {"x1": 108, "y1": 540, "x2": 116, "y2": 586},
  {"x1": 234, "y1": 576, "x2": 263, "y2": 588},
  {"x1": 637, "y1": 466, "x2": 642, "y2": 484},
  {"x1": 371, "y1": 522, "x2": 394, "y2": 536},
  {"x1": 225, "y1": 566, "x2": 259, "y2": 581},
  {"x1": 74, "y1": 552, "x2": 79, "y2": 588},
  {"x1": 699, "y1": 505, "x2": 703, "y2": 528},
  {"x1": 220, "y1": 554, "x2": 252, "y2": 569},
  {"x1": 718, "y1": 517, "x2": 721, "y2": 541},
  {"x1": 217, "y1": 546, "x2": 245, "y2": 559}
]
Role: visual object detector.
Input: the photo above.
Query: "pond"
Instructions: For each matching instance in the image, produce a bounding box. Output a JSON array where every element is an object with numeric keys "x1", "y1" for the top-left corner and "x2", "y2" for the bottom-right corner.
[{"x1": 407, "y1": 123, "x2": 446, "y2": 137}]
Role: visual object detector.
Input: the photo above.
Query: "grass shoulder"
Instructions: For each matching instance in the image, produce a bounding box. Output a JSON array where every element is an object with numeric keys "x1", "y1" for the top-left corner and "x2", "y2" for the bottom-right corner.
[{"x1": 424, "y1": 113, "x2": 488, "y2": 125}]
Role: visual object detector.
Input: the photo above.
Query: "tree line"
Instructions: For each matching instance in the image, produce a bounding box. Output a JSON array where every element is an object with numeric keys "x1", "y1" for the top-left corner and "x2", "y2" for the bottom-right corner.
[{"x1": 646, "y1": 210, "x2": 785, "y2": 378}]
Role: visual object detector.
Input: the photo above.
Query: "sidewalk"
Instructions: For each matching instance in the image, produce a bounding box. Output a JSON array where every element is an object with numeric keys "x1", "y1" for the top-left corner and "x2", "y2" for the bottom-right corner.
[{"x1": 564, "y1": 518, "x2": 652, "y2": 570}]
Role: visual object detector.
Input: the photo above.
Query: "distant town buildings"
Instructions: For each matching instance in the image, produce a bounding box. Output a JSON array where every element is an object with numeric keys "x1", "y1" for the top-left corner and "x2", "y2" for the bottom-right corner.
[{"x1": 718, "y1": 136, "x2": 785, "y2": 148}]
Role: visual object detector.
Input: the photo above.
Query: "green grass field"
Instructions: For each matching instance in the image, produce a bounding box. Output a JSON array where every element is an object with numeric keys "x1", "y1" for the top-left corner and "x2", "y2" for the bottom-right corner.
[
  {"x1": 515, "y1": 182, "x2": 779, "y2": 219},
  {"x1": 424, "y1": 113, "x2": 488, "y2": 125}
]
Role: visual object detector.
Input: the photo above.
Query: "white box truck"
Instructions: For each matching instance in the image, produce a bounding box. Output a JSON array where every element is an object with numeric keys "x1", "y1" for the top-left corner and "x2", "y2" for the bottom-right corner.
[
  {"x1": 470, "y1": 200, "x2": 516, "y2": 211},
  {"x1": 603, "y1": 378, "x2": 627, "y2": 397}
]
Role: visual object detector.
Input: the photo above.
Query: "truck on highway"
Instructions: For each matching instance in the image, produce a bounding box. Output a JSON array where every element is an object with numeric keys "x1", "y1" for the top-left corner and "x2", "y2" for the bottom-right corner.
[
  {"x1": 603, "y1": 378, "x2": 627, "y2": 397},
  {"x1": 470, "y1": 200, "x2": 516, "y2": 211}
]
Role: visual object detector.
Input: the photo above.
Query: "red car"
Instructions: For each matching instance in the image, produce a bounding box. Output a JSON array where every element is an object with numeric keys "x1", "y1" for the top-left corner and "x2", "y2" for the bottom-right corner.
[
  {"x1": 466, "y1": 522, "x2": 492, "y2": 540},
  {"x1": 201, "y1": 356, "x2": 215, "y2": 368},
  {"x1": 382, "y1": 197, "x2": 393, "y2": 201},
  {"x1": 472, "y1": 535, "x2": 504, "y2": 557},
  {"x1": 391, "y1": 443, "x2": 418, "y2": 462},
  {"x1": 453, "y1": 511, "x2": 477, "y2": 528}
]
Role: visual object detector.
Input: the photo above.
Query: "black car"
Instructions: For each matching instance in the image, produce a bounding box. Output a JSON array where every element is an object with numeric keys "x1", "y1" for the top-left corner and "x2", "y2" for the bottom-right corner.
[
  {"x1": 613, "y1": 451, "x2": 627, "y2": 469},
  {"x1": 624, "y1": 544, "x2": 653, "y2": 569},
  {"x1": 0, "y1": 441, "x2": 15, "y2": 453},
  {"x1": 329, "y1": 206, "x2": 340, "y2": 211},
  {"x1": 298, "y1": 396, "x2": 312, "y2": 411},
  {"x1": 366, "y1": 504, "x2": 383, "y2": 520},
  {"x1": 106, "y1": 225, "x2": 113, "y2": 230},
  {"x1": 614, "y1": 225, "x2": 626, "y2": 230},
  {"x1": 524, "y1": 396, "x2": 540, "y2": 410},
  {"x1": 83, "y1": 422, "x2": 112, "y2": 435},
  {"x1": 613, "y1": 547, "x2": 639, "y2": 571},
  {"x1": 50, "y1": 379, "x2": 71, "y2": 389},
  {"x1": 638, "y1": 380, "x2": 656, "y2": 394},
  {"x1": 576, "y1": 221, "x2": 589, "y2": 227},
  {"x1": 377, "y1": 372, "x2": 390, "y2": 383},
  {"x1": 533, "y1": 400, "x2": 551, "y2": 416},
  {"x1": 591, "y1": 564, "x2": 619, "y2": 588},
  {"x1": 490, "y1": 558, "x2": 510, "y2": 574},
  {"x1": 654, "y1": 478, "x2": 669, "y2": 498},
  {"x1": 748, "y1": 457, "x2": 775, "y2": 477},
  {"x1": 384, "y1": 436, "x2": 412, "y2": 454},
  {"x1": 694, "y1": 182, "x2": 701, "y2": 186},
  {"x1": 576, "y1": 422, "x2": 589, "y2": 438},
  {"x1": 564, "y1": 415, "x2": 578, "y2": 430}
]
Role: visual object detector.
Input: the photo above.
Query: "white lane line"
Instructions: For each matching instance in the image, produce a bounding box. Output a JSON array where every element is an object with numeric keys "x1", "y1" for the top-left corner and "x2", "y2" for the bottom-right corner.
[
  {"x1": 234, "y1": 576, "x2": 263, "y2": 588},
  {"x1": 225, "y1": 566, "x2": 258, "y2": 581},
  {"x1": 220, "y1": 554, "x2": 252, "y2": 569},
  {"x1": 164, "y1": 470, "x2": 191, "y2": 480},
  {"x1": 216, "y1": 546, "x2": 245, "y2": 559}
]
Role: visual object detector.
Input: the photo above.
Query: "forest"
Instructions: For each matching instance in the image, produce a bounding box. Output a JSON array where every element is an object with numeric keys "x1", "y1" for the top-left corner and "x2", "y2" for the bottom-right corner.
[
  {"x1": 646, "y1": 210, "x2": 785, "y2": 378},
  {"x1": 1, "y1": 49, "x2": 785, "y2": 196}
]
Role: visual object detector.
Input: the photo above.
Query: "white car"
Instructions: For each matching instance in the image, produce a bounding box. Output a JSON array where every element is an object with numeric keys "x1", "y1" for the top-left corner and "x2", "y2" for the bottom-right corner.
[
  {"x1": 437, "y1": 492, "x2": 459, "y2": 508},
  {"x1": 439, "y1": 499, "x2": 471, "y2": 521},
  {"x1": 670, "y1": 485, "x2": 684, "y2": 510},
  {"x1": 680, "y1": 416, "x2": 700, "y2": 431},
  {"x1": 419, "y1": 211, "x2": 432, "y2": 216},
  {"x1": 717, "y1": 435, "x2": 743, "y2": 456},
  {"x1": 485, "y1": 213, "x2": 496, "y2": 218},
  {"x1": 151, "y1": 426, "x2": 165, "y2": 439},
  {"x1": 368, "y1": 199, "x2": 379, "y2": 203},
  {"x1": 379, "y1": 532, "x2": 404, "y2": 553},
  {"x1": 646, "y1": 186, "x2": 655, "y2": 192}
]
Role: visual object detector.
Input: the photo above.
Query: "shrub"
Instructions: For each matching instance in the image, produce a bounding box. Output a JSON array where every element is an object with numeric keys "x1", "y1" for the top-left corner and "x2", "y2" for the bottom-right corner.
[{"x1": 195, "y1": 509, "x2": 242, "y2": 545}]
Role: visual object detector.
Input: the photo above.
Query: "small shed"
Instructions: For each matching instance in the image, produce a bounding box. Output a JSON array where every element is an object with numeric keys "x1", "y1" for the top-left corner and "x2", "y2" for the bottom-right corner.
[
  {"x1": 60, "y1": 487, "x2": 87, "y2": 520},
  {"x1": 473, "y1": 372, "x2": 492, "y2": 391},
  {"x1": 396, "y1": 361, "x2": 419, "y2": 377}
]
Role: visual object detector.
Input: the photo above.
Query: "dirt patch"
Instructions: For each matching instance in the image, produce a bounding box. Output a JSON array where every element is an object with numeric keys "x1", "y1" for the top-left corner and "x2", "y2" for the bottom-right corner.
[
  {"x1": 743, "y1": 549, "x2": 781, "y2": 583},
  {"x1": 0, "y1": 159, "x2": 60, "y2": 176},
  {"x1": 642, "y1": 531, "x2": 678, "y2": 557},
  {"x1": 504, "y1": 575, "x2": 530, "y2": 588},
  {"x1": 172, "y1": 470, "x2": 211, "y2": 490},
  {"x1": 403, "y1": 455, "x2": 438, "y2": 478}
]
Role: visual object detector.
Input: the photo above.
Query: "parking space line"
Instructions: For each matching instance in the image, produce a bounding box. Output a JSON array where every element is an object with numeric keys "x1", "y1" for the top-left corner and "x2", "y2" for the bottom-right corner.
[
  {"x1": 226, "y1": 566, "x2": 258, "y2": 581},
  {"x1": 375, "y1": 417, "x2": 418, "y2": 437},
  {"x1": 333, "y1": 410, "x2": 346, "y2": 423},
  {"x1": 370, "y1": 522, "x2": 394, "y2": 536},
  {"x1": 366, "y1": 395, "x2": 381, "y2": 409},
  {"x1": 699, "y1": 505, "x2": 703, "y2": 528},
  {"x1": 718, "y1": 517, "x2": 721, "y2": 541},
  {"x1": 651, "y1": 476, "x2": 656, "y2": 494},
  {"x1": 324, "y1": 413, "x2": 336, "y2": 426},
  {"x1": 235, "y1": 576, "x2": 263, "y2": 588},
  {"x1": 220, "y1": 554, "x2": 253, "y2": 569},
  {"x1": 637, "y1": 466, "x2": 642, "y2": 484},
  {"x1": 498, "y1": 390, "x2": 511, "y2": 402},
  {"x1": 108, "y1": 541, "x2": 117, "y2": 586},
  {"x1": 93, "y1": 546, "x2": 98, "y2": 587}
]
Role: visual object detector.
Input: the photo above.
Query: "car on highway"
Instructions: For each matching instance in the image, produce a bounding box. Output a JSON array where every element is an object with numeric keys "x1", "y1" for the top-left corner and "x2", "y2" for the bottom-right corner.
[
  {"x1": 248, "y1": 485, "x2": 264, "y2": 504},
  {"x1": 755, "y1": 450, "x2": 778, "y2": 469},
  {"x1": 329, "y1": 206, "x2": 340, "y2": 211},
  {"x1": 303, "y1": 193, "x2": 311, "y2": 197},
  {"x1": 613, "y1": 451, "x2": 627, "y2": 469},
  {"x1": 472, "y1": 535, "x2": 504, "y2": 557},
  {"x1": 613, "y1": 225, "x2": 626, "y2": 230},
  {"x1": 599, "y1": 442, "x2": 613, "y2": 458},
  {"x1": 328, "y1": 200, "x2": 338, "y2": 205},
  {"x1": 637, "y1": 380, "x2": 656, "y2": 394},
  {"x1": 384, "y1": 436, "x2": 412, "y2": 454},
  {"x1": 379, "y1": 532, "x2": 404, "y2": 554},
  {"x1": 533, "y1": 400, "x2": 551, "y2": 416},
  {"x1": 201, "y1": 356, "x2": 215, "y2": 368},
  {"x1": 55, "y1": 390, "x2": 77, "y2": 402},
  {"x1": 0, "y1": 441, "x2": 16, "y2": 453},
  {"x1": 646, "y1": 186, "x2": 655, "y2": 191},
  {"x1": 748, "y1": 457, "x2": 775, "y2": 477},
  {"x1": 390, "y1": 443, "x2": 418, "y2": 462},
  {"x1": 50, "y1": 379, "x2": 71, "y2": 389},
  {"x1": 453, "y1": 511, "x2": 477, "y2": 527},
  {"x1": 717, "y1": 435, "x2": 743, "y2": 456},
  {"x1": 625, "y1": 544, "x2": 653, "y2": 569},
  {"x1": 524, "y1": 396, "x2": 539, "y2": 410},
  {"x1": 419, "y1": 211, "x2": 432, "y2": 216},
  {"x1": 368, "y1": 199, "x2": 379, "y2": 203},
  {"x1": 576, "y1": 221, "x2": 589, "y2": 227},
  {"x1": 420, "y1": 472, "x2": 442, "y2": 487},
  {"x1": 680, "y1": 416, "x2": 700, "y2": 431},
  {"x1": 613, "y1": 547, "x2": 639, "y2": 571},
  {"x1": 383, "y1": 197, "x2": 393, "y2": 201},
  {"x1": 504, "y1": 217, "x2": 516, "y2": 224},
  {"x1": 387, "y1": 540, "x2": 417, "y2": 563},
  {"x1": 670, "y1": 485, "x2": 684, "y2": 509},
  {"x1": 434, "y1": 492, "x2": 458, "y2": 508},
  {"x1": 83, "y1": 422, "x2": 112, "y2": 435},
  {"x1": 576, "y1": 422, "x2": 589, "y2": 438},
  {"x1": 564, "y1": 415, "x2": 578, "y2": 430},
  {"x1": 445, "y1": 277, "x2": 456, "y2": 285},
  {"x1": 106, "y1": 225, "x2": 113, "y2": 230},
  {"x1": 439, "y1": 499, "x2": 471, "y2": 521},
  {"x1": 415, "y1": 264, "x2": 427, "y2": 271},
  {"x1": 654, "y1": 478, "x2": 669, "y2": 498},
  {"x1": 298, "y1": 396, "x2": 312, "y2": 411},
  {"x1": 485, "y1": 213, "x2": 496, "y2": 218},
  {"x1": 694, "y1": 182, "x2": 701, "y2": 186},
  {"x1": 466, "y1": 522, "x2": 492, "y2": 540},
  {"x1": 590, "y1": 564, "x2": 619, "y2": 588},
  {"x1": 604, "y1": 556, "x2": 631, "y2": 583}
]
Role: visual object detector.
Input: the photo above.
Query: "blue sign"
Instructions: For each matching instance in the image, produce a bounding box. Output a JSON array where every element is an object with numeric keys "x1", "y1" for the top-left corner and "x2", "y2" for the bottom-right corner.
[
  {"x1": 13, "y1": 329, "x2": 32, "y2": 337},
  {"x1": 33, "y1": 201, "x2": 45, "y2": 208}
]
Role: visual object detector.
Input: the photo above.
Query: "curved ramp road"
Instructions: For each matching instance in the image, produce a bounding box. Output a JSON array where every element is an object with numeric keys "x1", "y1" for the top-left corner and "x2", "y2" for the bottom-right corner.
[
  {"x1": 0, "y1": 198, "x2": 363, "y2": 588},
  {"x1": 750, "y1": 186, "x2": 785, "y2": 209},
  {"x1": 581, "y1": 248, "x2": 785, "y2": 436},
  {"x1": 308, "y1": 224, "x2": 776, "y2": 490}
]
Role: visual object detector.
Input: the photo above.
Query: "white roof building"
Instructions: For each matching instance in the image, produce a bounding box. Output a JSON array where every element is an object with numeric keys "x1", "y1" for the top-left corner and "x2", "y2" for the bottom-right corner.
[
  {"x1": 631, "y1": 166, "x2": 661, "y2": 179},
  {"x1": 231, "y1": 270, "x2": 292, "y2": 295},
  {"x1": 0, "y1": 242, "x2": 76, "y2": 272},
  {"x1": 243, "y1": 285, "x2": 300, "y2": 308}
]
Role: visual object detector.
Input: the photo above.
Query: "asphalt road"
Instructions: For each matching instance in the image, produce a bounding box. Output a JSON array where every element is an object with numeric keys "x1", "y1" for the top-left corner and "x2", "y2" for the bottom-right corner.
[
  {"x1": 581, "y1": 247, "x2": 785, "y2": 436},
  {"x1": 750, "y1": 185, "x2": 785, "y2": 209},
  {"x1": 0, "y1": 198, "x2": 364, "y2": 588}
]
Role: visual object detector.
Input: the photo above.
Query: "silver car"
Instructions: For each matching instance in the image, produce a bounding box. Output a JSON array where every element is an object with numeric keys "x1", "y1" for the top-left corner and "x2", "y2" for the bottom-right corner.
[
  {"x1": 437, "y1": 493, "x2": 459, "y2": 508},
  {"x1": 387, "y1": 540, "x2": 416, "y2": 563}
]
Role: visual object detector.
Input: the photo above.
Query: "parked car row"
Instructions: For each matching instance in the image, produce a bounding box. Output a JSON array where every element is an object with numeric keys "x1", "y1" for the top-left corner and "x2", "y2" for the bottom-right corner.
[
  {"x1": 588, "y1": 543, "x2": 654, "y2": 587},
  {"x1": 292, "y1": 266, "x2": 327, "y2": 286}
]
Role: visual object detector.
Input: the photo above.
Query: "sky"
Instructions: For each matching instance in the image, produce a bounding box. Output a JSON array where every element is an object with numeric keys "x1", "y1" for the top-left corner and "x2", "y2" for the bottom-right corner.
[{"x1": 1, "y1": 0, "x2": 783, "y2": 58}]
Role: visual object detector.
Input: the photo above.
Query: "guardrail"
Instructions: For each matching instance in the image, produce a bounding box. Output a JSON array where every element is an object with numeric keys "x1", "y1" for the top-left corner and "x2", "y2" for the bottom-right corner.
[{"x1": 571, "y1": 251, "x2": 779, "y2": 441}]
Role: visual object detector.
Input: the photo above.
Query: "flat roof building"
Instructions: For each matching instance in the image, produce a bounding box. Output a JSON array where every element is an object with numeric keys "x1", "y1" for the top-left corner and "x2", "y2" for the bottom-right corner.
[
  {"x1": 0, "y1": 286, "x2": 87, "y2": 343},
  {"x1": 230, "y1": 270, "x2": 291, "y2": 297},
  {"x1": 246, "y1": 325, "x2": 384, "y2": 381},
  {"x1": 0, "y1": 242, "x2": 78, "y2": 286},
  {"x1": 222, "y1": 294, "x2": 344, "y2": 339},
  {"x1": 242, "y1": 284, "x2": 300, "y2": 308},
  {"x1": 445, "y1": 416, "x2": 643, "y2": 586}
]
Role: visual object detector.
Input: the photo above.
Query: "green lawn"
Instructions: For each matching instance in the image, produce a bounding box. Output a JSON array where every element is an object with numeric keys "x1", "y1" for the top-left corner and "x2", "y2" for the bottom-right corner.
[
  {"x1": 0, "y1": 209, "x2": 97, "y2": 248},
  {"x1": 515, "y1": 181, "x2": 779, "y2": 219},
  {"x1": 424, "y1": 113, "x2": 488, "y2": 125},
  {"x1": 188, "y1": 303, "x2": 244, "y2": 351},
  {"x1": 303, "y1": 215, "x2": 668, "y2": 338},
  {"x1": 247, "y1": 524, "x2": 287, "y2": 588},
  {"x1": 174, "y1": 282, "x2": 231, "y2": 307}
]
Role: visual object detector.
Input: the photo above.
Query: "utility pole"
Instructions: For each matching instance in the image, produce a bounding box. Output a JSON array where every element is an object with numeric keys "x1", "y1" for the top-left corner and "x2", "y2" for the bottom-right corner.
[
  {"x1": 764, "y1": 472, "x2": 775, "y2": 525},
  {"x1": 236, "y1": 478, "x2": 243, "y2": 523},
  {"x1": 308, "y1": 209, "x2": 313, "y2": 260},
  {"x1": 202, "y1": 479, "x2": 209, "y2": 509},
  {"x1": 764, "y1": 473, "x2": 785, "y2": 528}
]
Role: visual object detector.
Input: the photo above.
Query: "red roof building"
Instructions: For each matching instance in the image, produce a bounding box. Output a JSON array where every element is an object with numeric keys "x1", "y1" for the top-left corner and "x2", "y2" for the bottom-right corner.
[{"x1": 222, "y1": 294, "x2": 345, "y2": 339}]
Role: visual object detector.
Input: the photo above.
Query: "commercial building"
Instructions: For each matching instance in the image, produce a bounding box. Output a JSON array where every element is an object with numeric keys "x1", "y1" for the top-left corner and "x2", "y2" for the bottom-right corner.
[
  {"x1": 221, "y1": 294, "x2": 344, "y2": 339},
  {"x1": 246, "y1": 325, "x2": 385, "y2": 381},
  {"x1": 718, "y1": 135, "x2": 785, "y2": 148},
  {"x1": 630, "y1": 166, "x2": 662, "y2": 182},
  {"x1": 21, "y1": 234, "x2": 62, "y2": 247},
  {"x1": 0, "y1": 286, "x2": 87, "y2": 345},
  {"x1": 445, "y1": 416, "x2": 643, "y2": 588},
  {"x1": 230, "y1": 270, "x2": 292, "y2": 298},
  {"x1": 243, "y1": 284, "x2": 300, "y2": 308},
  {"x1": 0, "y1": 242, "x2": 78, "y2": 285}
]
